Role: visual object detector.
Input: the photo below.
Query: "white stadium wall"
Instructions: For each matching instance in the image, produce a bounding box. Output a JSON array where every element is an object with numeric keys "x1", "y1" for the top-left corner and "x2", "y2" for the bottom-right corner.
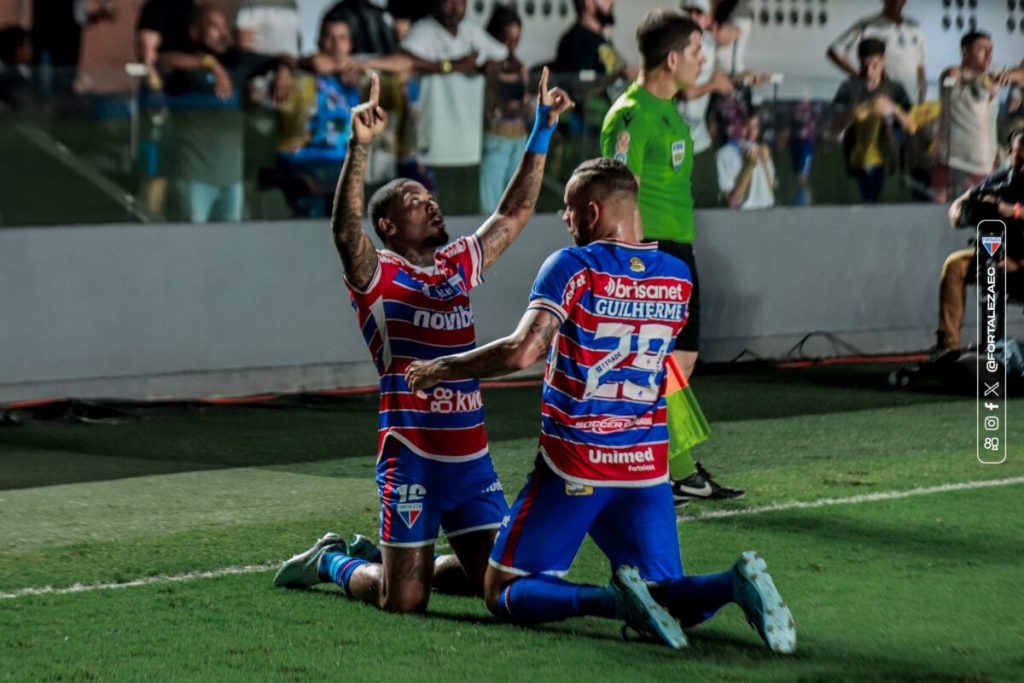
[{"x1": 3, "y1": 205, "x2": 1015, "y2": 403}]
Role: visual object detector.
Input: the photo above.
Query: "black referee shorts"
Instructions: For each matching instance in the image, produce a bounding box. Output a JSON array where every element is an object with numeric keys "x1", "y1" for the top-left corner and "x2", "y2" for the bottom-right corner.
[{"x1": 655, "y1": 239, "x2": 700, "y2": 352}]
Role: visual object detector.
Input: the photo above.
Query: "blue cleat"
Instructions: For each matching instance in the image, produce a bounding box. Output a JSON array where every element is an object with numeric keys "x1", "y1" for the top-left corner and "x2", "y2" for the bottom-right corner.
[
  {"x1": 347, "y1": 533, "x2": 382, "y2": 563},
  {"x1": 613, "y1": 565, "x2": 688, "y2": 649},
  {"x1": 272, "y1": 532, "x2": 348, "y2": 588},
  {"x1": 732, "y1": 551, "x2": 797, "y2": 654}
]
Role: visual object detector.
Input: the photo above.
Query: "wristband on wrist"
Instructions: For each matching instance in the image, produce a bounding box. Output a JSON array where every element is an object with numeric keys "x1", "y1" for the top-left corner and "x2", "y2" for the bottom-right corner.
[
  {"x1": 525, "y1": 103, "x2": 556, "y2": 154},
  {"x1": 202, "y1": 54, "x2": 217, "y2": 70}
]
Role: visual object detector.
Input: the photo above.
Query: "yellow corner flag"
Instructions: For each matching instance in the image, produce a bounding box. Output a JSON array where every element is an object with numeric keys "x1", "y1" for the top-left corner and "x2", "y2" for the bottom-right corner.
[{"x1": 665, "y1": 354, "x2": 712, "y2": 456}]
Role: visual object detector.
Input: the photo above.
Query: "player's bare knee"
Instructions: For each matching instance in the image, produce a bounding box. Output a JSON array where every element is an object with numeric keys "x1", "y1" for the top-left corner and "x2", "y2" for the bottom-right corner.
[{"x1": 379, "y1": 586, "x2": 429, "y2": 614}]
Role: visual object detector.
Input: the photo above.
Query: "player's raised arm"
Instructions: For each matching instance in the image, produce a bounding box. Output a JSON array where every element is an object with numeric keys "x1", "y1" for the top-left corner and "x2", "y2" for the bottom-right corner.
[
  {"x1": 474, "y1": 67, "x2": 574, "y2": 272},
  {"x1": 405, "y1": 308, "x2": 561, "y2": 391},
  {"x1": 331, "y1": 73, "x2": 385, "y2": 291}
]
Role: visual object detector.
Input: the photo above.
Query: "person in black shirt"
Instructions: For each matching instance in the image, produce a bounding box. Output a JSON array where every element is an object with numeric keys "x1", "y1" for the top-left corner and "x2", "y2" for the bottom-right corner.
[
  {"x1": 323, "y1": 0, "x2": 398, "y2": 56},
  {"x1": 31, "y1": 0, "x2": 115, "y2": 92},
  {"x1": 551, "y1": 0, "x2": 625, "y2": 76},
  {"x1": 158, "y1": 6, "x2": 292, "y2": 223},
  {"x1": 937, "y1": 128, "x2": 1024, "y2": 352}
]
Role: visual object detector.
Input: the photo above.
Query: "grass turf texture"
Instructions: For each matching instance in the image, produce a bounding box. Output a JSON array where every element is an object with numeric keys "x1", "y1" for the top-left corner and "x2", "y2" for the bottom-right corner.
[{"x1": 1, "y1": 363, "x2": 1022, "y2": 682}]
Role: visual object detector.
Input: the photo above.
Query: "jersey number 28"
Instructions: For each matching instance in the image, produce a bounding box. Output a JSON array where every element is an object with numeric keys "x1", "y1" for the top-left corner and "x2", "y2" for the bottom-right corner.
[{"x1": 583, "y1": 322, "x2": 673, "y2": 401}]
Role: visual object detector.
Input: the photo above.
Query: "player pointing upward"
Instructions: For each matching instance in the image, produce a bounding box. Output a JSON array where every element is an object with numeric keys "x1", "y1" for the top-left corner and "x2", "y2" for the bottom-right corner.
[{"x1": 274, "y1": 70, "x2": 574, "y2": 613}]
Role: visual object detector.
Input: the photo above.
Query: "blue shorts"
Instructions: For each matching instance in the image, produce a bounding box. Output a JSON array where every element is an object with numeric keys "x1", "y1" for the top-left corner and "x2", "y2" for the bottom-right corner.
[
  {"x1": 489, "y1": 457, "x2": 684, "y2": 582},
  {"x1": 376, "y1": 438, "x2": 508, "y2": 547}
]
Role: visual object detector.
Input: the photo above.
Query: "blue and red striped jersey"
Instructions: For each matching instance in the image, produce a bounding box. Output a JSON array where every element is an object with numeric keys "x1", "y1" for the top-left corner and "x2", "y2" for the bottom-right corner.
[
  {"x1": 346, "y1": 235, "x2": 488, "y2": 462},
  {"x1": 528, "y1": 240, "x2": 692, "y2": 487}
]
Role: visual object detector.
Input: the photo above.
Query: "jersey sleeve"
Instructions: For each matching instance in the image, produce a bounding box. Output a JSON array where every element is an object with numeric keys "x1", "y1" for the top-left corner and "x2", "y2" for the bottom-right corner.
[
  {"x1": 435, "y1": 235, "x2": 485, "y2": 293},
  {"x1": 527, "y1": 249, "x2": 588, "y2": 325},
  {"x1": 601, "y1": 107, "x2": 648, "y2": 180}
]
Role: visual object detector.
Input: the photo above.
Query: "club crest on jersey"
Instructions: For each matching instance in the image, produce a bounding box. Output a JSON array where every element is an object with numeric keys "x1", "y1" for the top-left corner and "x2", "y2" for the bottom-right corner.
[
  {"x1": 981, "y1": 236, "x2": 1002, "y2": 257},
  {"x1": 671, "y1": 140, "x2": 687, "y2": 170},
  {"x1": 397, "y1": 502, "x2": 423, "y2": 529},
  {"x1": 629, "y1": 256, "x2": 645, "y2": 273}
]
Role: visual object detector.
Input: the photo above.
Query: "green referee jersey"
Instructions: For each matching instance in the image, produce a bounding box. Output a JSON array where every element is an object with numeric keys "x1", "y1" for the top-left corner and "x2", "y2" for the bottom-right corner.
[{"x1": 600, "y1": 81, "x2": 695, "y2": 243}]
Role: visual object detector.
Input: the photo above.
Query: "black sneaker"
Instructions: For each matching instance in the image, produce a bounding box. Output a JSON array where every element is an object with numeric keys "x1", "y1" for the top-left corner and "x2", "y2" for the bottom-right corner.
[{"x1": 671, "y1": 462, "x2": 745, "y2": 506}]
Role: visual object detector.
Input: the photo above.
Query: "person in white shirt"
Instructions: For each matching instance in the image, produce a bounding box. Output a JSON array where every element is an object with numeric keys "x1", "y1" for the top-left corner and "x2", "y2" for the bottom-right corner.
[
  {"x1": 717, "y1": 108, "x2": 775, "y2": 210},
  {"x1": 679, "y1": 0, "x2": 735, "y2": 207},
  {"x1": 932, "y1": 31, "x2": 1024, "y2": 203},
  {"x1": 401, "y1": 0, "x2": 508, "y2": 213},
  {"x1": 235, "y1": 0, "x2": 300, "y2": 57},
  {"x1": 826, "y1": 0, "x2": 926, "y2": 104}
]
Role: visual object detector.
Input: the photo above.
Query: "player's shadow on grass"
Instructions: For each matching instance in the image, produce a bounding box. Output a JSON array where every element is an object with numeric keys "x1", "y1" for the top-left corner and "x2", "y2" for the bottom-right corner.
[{"x1": 728, "y1": 510, "x2": 1014, "y2": 564}]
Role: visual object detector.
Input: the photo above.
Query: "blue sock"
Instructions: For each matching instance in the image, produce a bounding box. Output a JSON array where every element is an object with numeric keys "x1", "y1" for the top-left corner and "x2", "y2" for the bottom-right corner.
[
  {"x1": 652, "y1": 570, "x2": 735, "y2": 627},
  {"x1": 319, "y1": 551, "x2": 368, "y2": 597},
  {"x1": 496, "y1": 575, "x2": 619, "y2": 624}
]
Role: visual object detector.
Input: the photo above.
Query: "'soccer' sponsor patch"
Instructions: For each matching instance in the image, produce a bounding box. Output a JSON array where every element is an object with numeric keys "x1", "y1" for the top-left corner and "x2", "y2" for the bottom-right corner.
[
  {"x1": 397, "y1": 502, "x2": 423, "y2": 529},
  {"x1": 565, "y1": 481, "x2": 594, "y2": 496},
  {"x1": 671, "y1": 140, "x2": 687, "y2": 169}
]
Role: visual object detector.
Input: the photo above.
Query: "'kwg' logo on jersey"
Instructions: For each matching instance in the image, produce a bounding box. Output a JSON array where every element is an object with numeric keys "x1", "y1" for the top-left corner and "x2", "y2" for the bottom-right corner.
[
  {"x1": 981, "y1": 236, "x2": 1003, "y2": 257},
  {"x1": 412, "y1": 305, "x2": 473, "y2": 330}
]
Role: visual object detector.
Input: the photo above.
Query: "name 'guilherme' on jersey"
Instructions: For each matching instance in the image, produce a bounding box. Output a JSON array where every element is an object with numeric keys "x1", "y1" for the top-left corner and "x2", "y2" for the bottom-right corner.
[{"x1": 527, "y1": 240, "x2": 692, "y2": 487}]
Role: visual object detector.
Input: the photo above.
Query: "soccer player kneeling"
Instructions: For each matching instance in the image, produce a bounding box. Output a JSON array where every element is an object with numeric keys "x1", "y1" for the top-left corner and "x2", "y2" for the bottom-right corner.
[{"x1": 406, "y1": 158, "x2": 796, "y2": 652}]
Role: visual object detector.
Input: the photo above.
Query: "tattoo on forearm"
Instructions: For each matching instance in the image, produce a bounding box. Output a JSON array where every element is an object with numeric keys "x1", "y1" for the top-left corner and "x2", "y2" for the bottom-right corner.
[
  {"x1": 481, "y1": 222, "x2": 511, "y2": 268},
  {"x1": 331, "y1": 143, "x2": 377, "y2": 286},
  {"x1": 481, "y1": 154, "x2": 545, "y2": 270}
]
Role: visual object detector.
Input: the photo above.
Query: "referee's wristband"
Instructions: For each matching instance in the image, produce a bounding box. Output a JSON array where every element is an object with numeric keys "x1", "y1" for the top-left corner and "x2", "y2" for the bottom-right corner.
[{"x1": 526, "y1": 104, "x2": 556, "y2": 154}]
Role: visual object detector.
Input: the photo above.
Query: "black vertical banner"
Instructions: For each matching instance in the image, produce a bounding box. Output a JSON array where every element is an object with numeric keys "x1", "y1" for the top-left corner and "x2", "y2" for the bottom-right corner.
[{"x1": 976, "y1": 220, "x2": 1007, "y2": 464}]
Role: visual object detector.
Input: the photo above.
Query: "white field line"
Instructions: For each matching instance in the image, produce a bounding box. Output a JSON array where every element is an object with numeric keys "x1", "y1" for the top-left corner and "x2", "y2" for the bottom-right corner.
[
  {"x1": 2, "y1": 476, "x2": 1022, "y2": 601},
  {"x1": 677, "y1": 475, "x2": 1024, "y2": 523}
]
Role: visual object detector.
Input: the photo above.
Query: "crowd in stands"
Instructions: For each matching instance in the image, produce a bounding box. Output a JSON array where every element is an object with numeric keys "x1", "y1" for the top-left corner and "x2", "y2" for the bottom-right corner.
[{"x1": 0, "y1": 0, "x2": 1022, "y2": 221}]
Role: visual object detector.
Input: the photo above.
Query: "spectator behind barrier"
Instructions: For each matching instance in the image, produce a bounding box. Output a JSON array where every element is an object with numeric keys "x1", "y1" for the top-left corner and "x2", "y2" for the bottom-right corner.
[
  {"x1": 826, "y1": 0, "x2": 926, "y2": 105},
  {"x1": 323, "y1": 0, "x2": 399, "y2": 56},
  {"x1": 0, "y1": 26, "x2": 32, "y2": 110},
  {"x1": 936, "y1": 128, "x2": 1024, "y2": 355},
  {"x1": 31, "y1": 0, "x2": 115, "y2": 94},
  {"x1": 679, "y1": 0, "x2": 767, "y2": 207},
  {"x1": 933, "y1": 32, "x2": 1024, "y2": 203},
  {"x1": 399, "y1": 0, "x2": 508, "y2": 214},
  {"x1": 159, "y1": 7, "x2": 293, "y2": 223},
  {"x1": 136, "y1": 0, "x2": 198, "y2": 217},
  {"x1": 271, "y1": 18, "x2": 362, "y2": 218},
  {"x1": 716, "y1": 107, "x2": 775, "y2": 209},
  {"x1": 829, "y1": 38, "x2": 913, "y2": 204},
  {"x1": 551, "y1": 0, "x2": 627, "y2": 78},
  {"x1": 479, "y1": 4, "x2": 530, "y2": 213}
]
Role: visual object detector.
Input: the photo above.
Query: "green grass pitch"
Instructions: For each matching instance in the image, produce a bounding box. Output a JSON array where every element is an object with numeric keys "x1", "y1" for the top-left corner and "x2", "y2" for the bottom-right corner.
[{"x1": 1, "y1": 363, "x2": 1022, "y2": 682}]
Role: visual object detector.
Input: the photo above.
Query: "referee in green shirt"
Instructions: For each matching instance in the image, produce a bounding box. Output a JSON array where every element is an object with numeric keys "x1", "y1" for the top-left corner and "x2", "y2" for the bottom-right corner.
[{"x1": 600, "y1": 8, "x2": 743, "y2": 505}]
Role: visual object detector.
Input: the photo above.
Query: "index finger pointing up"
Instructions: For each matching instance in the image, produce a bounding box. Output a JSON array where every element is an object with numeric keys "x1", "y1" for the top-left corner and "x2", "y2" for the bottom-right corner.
[
  {"x1": 369, "y1": 72, "x2": 380, "y2": 106},
  {"x1": 538, "y1": 66, "x2": 549, "y2": 102}
]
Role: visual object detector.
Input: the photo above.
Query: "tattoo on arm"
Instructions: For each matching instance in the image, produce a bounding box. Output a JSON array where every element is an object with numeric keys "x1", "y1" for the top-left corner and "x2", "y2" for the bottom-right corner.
[
  {"x1": 331, "y1": 142, "x2": 379, "y2": 289},
  {"x1": 434, "y1": 311, "x2": 560, "y2": 380},
  {"x1": 478, "y1": 153, "x2": 546, "y2": 271}
]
